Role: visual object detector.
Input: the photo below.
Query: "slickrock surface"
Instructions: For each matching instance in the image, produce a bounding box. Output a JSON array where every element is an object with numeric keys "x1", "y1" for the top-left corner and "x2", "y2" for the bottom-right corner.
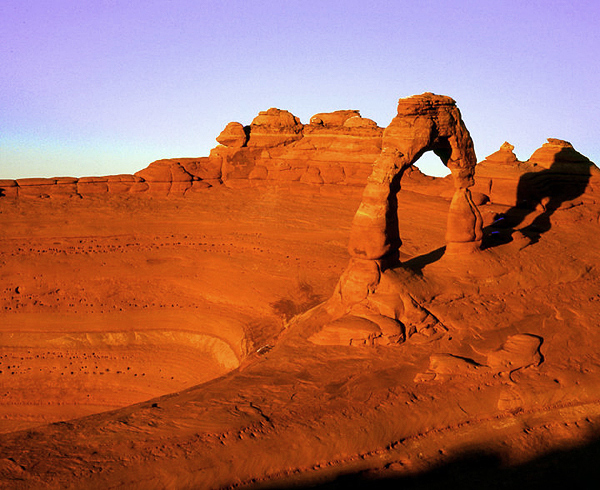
[
  {"x1": 0, "y1": 186, "x2": 359, "y2": 433},
  {"x1": 1, "y1": 94, "x2": 600, "y2": 489}
]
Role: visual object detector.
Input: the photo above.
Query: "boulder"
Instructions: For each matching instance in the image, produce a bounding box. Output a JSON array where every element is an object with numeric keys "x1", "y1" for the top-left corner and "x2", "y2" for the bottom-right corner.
[
  {"x1": 309, "y1": 110, "x2": 361, "y2": 127},
  {"x1": 216, "y1": 122, "x2": 248, "y2": 148},
  {"x1": 247, "y1": 108, "x2": 303, "y2": 148}
]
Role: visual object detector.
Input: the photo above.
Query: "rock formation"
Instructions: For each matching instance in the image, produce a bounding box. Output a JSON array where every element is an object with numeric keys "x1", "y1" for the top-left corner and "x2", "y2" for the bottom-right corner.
[
  {"x1": 307, "y1": 94, "x2": 484, "y2": 346},
  {"x1": 246, "y1": 108, "x2": 303, "y2": 147},
  {"x1": 216, "y1": 121, "x2": 248, "y2": 148},
  {"x1": 473, "y1": 138, "x2": 600, "y2": 207},
  {"x1": 2, "y1": 94, "x2": 600, "y2": 490},
  {"x1": 0, "y1": 109, "x2": 384, "y2": 198}
]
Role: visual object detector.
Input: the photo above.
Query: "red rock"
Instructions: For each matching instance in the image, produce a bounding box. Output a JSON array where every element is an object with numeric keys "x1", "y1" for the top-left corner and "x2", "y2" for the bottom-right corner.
[
  {"x1": 135, "y1": 160, "x2": 195, "y2": 195},
  {"x1": 309, "y1": 110, "x2": 361, "y2": 127},
  {"x1": 16, "y1": 178, "x2": 56, "y2": 198},
  {"x1": 473, "y1": 139, "x2": 600, "y2": 207},
  {"x1": 343, "y1": 115, "x2": 378, "y2": 128},
  {"x1": 348, "y1": 93, "x2": 482, "y2": 262},
  {"x1": 106, "y1": 174, "x2": 138, "y2": 193},
  {"x1": 216, "y1": 122, "x2": 248, "y2": 148},
  {"x1": 528, "y1": 138, "x2": 593, "y2": 170},
  {"x1": 0, "y1": 179, "x2": 18, "y2": 198},
  {"x1": 247, "y1": 108, "x2": 303, "y2": 148},
  {"x1": 300, "y1": 167, "x2": 324, "y2": 185},
  {"x1": 1, "y1": 93, "x2": 600, "y2": 490},
  {"x1": 248, "y1": 165, "x2": 268, "y2": 180},
  {"x1": 308, "y1": 315, "x2": 381, "y2": 346},
  {"x1": 77, "y1": 176, "x2": 109, "y2": 196},
  {"x1": 485, "y1": 141, "x2": 520, "y2": 165}
]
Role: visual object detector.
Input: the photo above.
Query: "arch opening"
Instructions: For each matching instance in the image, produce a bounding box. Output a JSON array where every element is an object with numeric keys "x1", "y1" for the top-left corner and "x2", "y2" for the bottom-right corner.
[{"x1": 413, "y1": 151, "x2": 451, "y2": 177}]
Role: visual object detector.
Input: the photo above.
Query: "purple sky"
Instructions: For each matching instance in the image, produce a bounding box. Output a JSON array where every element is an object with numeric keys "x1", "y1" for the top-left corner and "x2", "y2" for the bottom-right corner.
[{"x1": 1, "y1": 0, "x2": 598, "y2": 178}]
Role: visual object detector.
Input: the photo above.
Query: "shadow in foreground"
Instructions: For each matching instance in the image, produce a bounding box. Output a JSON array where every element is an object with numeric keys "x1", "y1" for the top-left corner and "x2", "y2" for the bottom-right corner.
[
  {"x1": 273, "y1": 435, "x2": 600, "y2": 490},
  {"x1": 403, "y1": 246, "x2": 446, "y2": 274}
]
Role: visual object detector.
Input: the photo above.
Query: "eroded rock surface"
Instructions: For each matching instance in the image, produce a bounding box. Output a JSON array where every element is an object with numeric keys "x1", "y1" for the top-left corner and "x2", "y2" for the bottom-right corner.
[
  {"x1": 473, "y1": 138, "x2": 600, "y2": 207},
  {"x1": 1, "y1": 94, "x2": 600, "y2": 490},
  {"x1": 216, "y1": 121, "x2": 248, "y2": 148},
  {"x1": 310, "y1": 94, "x2": 483, "y2": 347}
]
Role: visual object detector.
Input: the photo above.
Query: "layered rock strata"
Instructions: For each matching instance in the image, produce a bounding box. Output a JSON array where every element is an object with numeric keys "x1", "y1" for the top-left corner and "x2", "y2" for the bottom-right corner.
[
  {"x1": 473, "y1": 138, "x2": 600, "y2": 207},
  {"x1": 344, "y1": 93, "x2": 483, "y2": 288},
  {"x1": 0, "y1": 109, "x2": 383, "y2": 198},
  {"x1": 308, "y1": 94, "x2": 485, "y2": 347}
]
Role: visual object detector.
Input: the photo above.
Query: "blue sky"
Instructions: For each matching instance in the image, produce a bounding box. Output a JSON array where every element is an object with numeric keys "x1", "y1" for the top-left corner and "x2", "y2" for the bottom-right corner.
[{"x1": 1, "y1": 0, "x2": 598, "y2": 178}]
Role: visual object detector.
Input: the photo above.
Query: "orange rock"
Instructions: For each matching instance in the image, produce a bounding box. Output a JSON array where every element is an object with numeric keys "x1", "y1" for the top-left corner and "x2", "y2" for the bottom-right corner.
[
  {"x1": 135, "y1": 160, "x2": 195, "y2": 195},
  {"x1": 485, "y1": 141, "x2": 520, "y2": 165},
  {"x1": 309, "y1": 110, "x2": 362, "y2": 127},
  {"x1": 247, "y1": 108, "x2": 303, "y2": 148},
  {"x1": 348, "y1": 93, "x2": 482, "y2": 262},
  {"x1": 106, "y1": 174, "x2": 138, "y2": 193},
  {"x1": 16, "y1": 178, "x2": 57, "y2": 198},
  {"x1": 528, "y1": 138, "x2": 594, "y2": 170},
  {"x1": 0, "y1": 179, "x2": 17, "y2": 198},
  {"x1": 473, "y1": 139, "x2": 599, "y2": 207},
  {"x1": 216, "y1": 122, "x2": 248, "y2": 148},
  {"x1": 77, "y1": 176, "x2": 109, "y2": 196}
]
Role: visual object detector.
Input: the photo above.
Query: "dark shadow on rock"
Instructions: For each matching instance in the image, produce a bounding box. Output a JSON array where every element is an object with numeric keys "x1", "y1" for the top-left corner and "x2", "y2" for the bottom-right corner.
[
  {"x1": 482, "y1": 147, "x2": 593, "y2": 249},
  {"x1": 278, "y1": 435, "x2": 600, "y2": 490},
  {"x1": 403, "y1": 246, "x2": 446, "y2": 274}
]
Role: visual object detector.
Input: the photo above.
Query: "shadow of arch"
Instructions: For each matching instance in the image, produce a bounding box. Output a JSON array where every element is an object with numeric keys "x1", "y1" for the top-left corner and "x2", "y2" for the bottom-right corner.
[
  {"x1": 403, "y1": 245, "x2": 446, "y2": 274},
  {"x1": 483, "y1": 146, "x2": 594, "y2": 249}
]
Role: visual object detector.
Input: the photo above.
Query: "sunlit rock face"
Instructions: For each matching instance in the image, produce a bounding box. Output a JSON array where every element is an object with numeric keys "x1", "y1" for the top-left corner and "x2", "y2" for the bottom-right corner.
[
  {"x1": 2, "y1": 93, "x2": 600, "y2": 490},
  {"x1": 0, "y1": 108, "x2": 384, "y2": 198},
  {"x1": 216, "y1": 121, "x2": 248, "y2": 148},
  {"x1": 308, "y1": 94, "x2": 483, "y2": 349},
  {"x1": 348, "y1": 93, "x2": 482, "y2": 262}
]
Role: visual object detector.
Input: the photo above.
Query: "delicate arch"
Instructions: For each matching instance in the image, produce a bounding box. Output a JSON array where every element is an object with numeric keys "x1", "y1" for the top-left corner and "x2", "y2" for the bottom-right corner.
[{"x1": 348, "y1": 93, "x2": 483, "y2": 262}]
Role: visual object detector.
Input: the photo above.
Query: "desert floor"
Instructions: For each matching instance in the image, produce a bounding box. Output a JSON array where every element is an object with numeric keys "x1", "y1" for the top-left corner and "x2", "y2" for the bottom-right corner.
[{"x1": 1, "y1": 181, "x2": 600, "y2": 488}]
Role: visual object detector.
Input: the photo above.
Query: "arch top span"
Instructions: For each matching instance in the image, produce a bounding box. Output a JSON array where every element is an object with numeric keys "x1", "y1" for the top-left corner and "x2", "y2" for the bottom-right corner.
[
  {"x1": 348, "y1": 93, "x2": 483, "y2": 261},
  {"x1": 383, "y1": 92, "x2": 477, "y2": 188}
]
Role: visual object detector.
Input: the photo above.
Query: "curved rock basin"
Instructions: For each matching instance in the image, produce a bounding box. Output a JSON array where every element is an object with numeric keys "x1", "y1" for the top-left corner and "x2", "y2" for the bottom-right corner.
[{"x1": 0, "y1": 313, "x2": 244, "y2": 433}]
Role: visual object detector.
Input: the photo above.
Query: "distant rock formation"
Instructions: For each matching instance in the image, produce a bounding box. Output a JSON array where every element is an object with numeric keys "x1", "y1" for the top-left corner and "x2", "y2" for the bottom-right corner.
[
  {"x1": 210, "y1": 108, "x2": 383, "y2": 188},
  {"x1": 246, "y1": 108, "x2": 303, "y2": 147},
  {"x1": 1, "y1": 102, "x2": 597, "y2": 206},
  {"x1": 216, "y1": 122, "x2": 248, "y2": 148},
  {"x1": 473, "y1": 138, "x2": 600, "y2": 207},
  {"x1": 0, "y1": 108, "x2": 385, "y2": 198}
]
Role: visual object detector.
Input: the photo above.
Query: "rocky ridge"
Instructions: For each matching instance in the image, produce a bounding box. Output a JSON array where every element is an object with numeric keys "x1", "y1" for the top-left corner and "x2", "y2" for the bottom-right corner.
[{"x1": 1, "y1": 93, "x2": 600, "y2": 489}]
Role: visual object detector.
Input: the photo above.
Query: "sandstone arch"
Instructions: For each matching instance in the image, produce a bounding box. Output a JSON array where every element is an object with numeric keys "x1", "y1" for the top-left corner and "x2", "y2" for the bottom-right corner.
[
  {"x1": 318, "y1": 94, "x2": 485, "y2": 341},
  {"x1": 348, "y1": 93, "x2": 483, "y2": 264}
]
